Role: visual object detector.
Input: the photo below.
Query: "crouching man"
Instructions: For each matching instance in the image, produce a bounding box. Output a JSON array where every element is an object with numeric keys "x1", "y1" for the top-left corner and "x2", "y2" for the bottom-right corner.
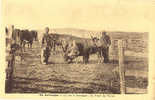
[{"x1": 40, "y1": 27, "x2": 52, "y2": 65}]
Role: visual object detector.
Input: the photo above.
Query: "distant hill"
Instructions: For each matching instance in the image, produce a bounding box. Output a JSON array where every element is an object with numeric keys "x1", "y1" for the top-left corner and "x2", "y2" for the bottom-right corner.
[
  {"x1": 49, "y1": 33, "x2": 91, "y2": 44},
  {"x1": 37, "y1": 28, "x2": 148, "y2": 40}
]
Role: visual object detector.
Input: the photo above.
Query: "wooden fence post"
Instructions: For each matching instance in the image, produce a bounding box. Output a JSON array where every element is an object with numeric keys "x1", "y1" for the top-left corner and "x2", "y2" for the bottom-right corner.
[
  {"x1": 5, "y1": 52, "x2": 15, "y2": 93},
  {"x1": 118, "y1": 40, "x2": 126, "y2": 94}
]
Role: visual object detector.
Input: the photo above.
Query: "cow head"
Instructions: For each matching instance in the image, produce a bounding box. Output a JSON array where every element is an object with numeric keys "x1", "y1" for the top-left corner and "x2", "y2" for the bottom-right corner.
[
  {"x1": 60, "y1": 39, "x2": 80, "y2": 63},
  {"x1": 90, "y1": 35, "x2": 100, "y2": 47},
  {"x1": 90, "y1": 35, "x2": 107, "y2": 49}
]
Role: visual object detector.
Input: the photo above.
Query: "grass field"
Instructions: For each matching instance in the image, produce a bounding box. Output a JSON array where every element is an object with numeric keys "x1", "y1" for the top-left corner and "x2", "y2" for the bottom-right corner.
[{"x1": 7, "y1": 38, "x2": 148, "y2": 93}]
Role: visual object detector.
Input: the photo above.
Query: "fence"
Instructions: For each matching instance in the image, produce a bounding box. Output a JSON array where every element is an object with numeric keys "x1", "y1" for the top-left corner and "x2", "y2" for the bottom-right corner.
[
  {"x1": 5, "y1": 38, "x2": 147, "y2": 93},
  {"x1": 110, "y1": 39, "x2": 148, "y2": 56},
  {"x1": 5, "y1": 43, "x2": 23, "y2": 93},
  {"x1": 5, "y1": 51, "x2": 15, "y2": 93},
  {"x1": 113, "y1": 38, "x2": 147, "y2": 94}
]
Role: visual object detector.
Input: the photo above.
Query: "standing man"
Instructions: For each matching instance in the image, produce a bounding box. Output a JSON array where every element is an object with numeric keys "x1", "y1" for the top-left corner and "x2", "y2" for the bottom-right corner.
[
  {"x1": 100, "y1": 31, "x2": 111, "y2": 63},
  {"x1": 41, "y1": 27, "x2": 52, "y2": 64}
]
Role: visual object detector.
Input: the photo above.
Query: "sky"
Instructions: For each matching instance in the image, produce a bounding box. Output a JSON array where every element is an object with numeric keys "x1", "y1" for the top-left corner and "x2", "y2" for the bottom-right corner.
[{"x1": 3, "y1": 0, "x2": 151, "y2": 32}]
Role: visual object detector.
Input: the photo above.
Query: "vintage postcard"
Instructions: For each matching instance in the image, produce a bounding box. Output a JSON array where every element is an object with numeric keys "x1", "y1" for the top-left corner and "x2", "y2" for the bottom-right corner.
[{"x1": 0, "y1": 0, "x2": 154, "y2": 99}]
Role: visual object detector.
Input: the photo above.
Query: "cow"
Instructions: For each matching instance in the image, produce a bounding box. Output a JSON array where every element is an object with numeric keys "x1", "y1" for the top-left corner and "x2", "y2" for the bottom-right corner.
[
  {"x1": 61, "y1": 38, "x2": 103, "y2": 64},
  {"x1": 19, "y1": 29, "x2": 36, "y2": 50},
  {"x1": 30, "y1": 30, "x2": 38, "y2": 41}
]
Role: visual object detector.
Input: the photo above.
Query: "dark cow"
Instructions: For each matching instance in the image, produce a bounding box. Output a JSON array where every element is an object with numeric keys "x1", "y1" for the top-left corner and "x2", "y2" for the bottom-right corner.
[
  {"x1": 30, "y1": 30, "x2": 38, "y2": 41},
  {"x1": 61, "y1": 38, "x2": 103, "y2": 64},
  {"x1": 19, "y1": 30, "x2": 35, "y2": 49}
]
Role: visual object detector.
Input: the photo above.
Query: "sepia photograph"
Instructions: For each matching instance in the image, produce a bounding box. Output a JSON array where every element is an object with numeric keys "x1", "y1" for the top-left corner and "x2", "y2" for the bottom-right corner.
[{"x1": 3, "y1": 0, "x2": 150, "y2": 95}]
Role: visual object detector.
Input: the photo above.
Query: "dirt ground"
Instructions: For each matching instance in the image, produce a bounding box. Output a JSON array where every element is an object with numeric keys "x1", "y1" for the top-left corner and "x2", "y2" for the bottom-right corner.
[{"x1": 8, "y1": 41, "x2": 148, "y2": 94}]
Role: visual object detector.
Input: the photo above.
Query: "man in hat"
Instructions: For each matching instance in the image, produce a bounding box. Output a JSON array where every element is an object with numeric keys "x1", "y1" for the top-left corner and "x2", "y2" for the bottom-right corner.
[
  {"x1": 41, "y1": 27, "x2": 52, "y2": 64},
  {"x1": 100, "y1": 31, "x2": 111, "y2": 63}
]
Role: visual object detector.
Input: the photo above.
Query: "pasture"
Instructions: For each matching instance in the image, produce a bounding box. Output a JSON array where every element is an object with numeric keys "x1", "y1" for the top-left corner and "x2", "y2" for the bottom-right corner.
[
  {"x1": 7, "y1": 36, "x2": 148, "y2": 94},
  {"x1": 5, "y1": 29, "x2": 148, "y2": 94}
]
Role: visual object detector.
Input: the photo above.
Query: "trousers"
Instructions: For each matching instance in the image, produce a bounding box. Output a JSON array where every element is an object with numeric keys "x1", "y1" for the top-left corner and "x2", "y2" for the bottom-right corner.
[{"x1": 41, "y1": 46, "x2": 51, "y2": 64}]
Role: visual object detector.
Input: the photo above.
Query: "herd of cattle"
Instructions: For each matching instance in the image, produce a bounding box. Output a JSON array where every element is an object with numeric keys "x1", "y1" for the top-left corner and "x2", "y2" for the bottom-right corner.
[
  {"x1": 6, "y1": 27, "x2": 37, "y2": 49},
  {"x1": 6, "y1": 26, "x2": 108, "y2": 64}
]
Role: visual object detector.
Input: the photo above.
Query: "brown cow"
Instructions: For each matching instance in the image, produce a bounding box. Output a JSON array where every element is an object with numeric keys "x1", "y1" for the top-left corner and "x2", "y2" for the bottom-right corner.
[{"x1": 61, "y1": 38, "x2": 102, "y2": 64}]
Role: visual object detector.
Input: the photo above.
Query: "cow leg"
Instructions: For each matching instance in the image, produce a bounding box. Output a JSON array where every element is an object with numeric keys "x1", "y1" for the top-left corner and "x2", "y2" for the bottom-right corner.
[
  {"x1": 83, "y1": 54, "x2": 89, "y2": 64},
  {"x1": 83, "y1": 56, "x2": 88, "y2": 64},
  {"x1": 30, "y1": 41, "x2": 33, "y2": 48},
  {"x1": 30, "y1": 43, "x2": 32, "y2": 48},
  {"x1": 23, "y1": 42, "x2": 26, "y2": 52},
  {"x1": 44, "y1": 56, "x2": 49, "y2": 64},
  {"x1": 27, "y1": 42, "x2": 30, "y2": 48},
  {"x1": 20, "y1": 40, "x2": 23, "y2": 47},
  {"x1": 86, "y1": 55, "x2": 89, "y2": 63}
]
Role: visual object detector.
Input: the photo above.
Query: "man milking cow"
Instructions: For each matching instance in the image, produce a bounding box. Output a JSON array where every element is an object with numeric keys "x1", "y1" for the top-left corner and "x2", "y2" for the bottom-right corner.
[{"x1": 40, "y1": 27, "x2": 52, "y2": 65}]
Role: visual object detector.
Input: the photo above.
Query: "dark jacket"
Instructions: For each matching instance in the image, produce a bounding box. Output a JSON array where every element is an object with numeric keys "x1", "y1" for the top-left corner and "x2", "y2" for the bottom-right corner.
[{"x1": 100, "y1": 35, "x2": 111, "y2": 48}]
